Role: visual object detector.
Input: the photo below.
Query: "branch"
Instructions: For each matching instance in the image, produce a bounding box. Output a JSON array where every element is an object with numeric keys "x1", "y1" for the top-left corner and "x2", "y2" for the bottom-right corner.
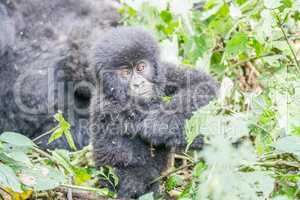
[
  {"x1": 276, "y1": 14, "x2": 300, "y2": 74},
  {"x1": 255, "y1": 160, "x2": 300, "y2": 169},
  {"x1": 231, "y1": 53, "x2": 278, "y2": 68},
  {"x1": 56, "y1": 186, "x2": 122, "y2": 200},
  {"x1": 55, "y1": 184, "x2": 116, "y2": 200},
  {"x1": 32, "y1": 126, "x2": 59, "y2": 142},
  {"x1": 149, "y1": 161, "x2": 199, "y2": 185}
]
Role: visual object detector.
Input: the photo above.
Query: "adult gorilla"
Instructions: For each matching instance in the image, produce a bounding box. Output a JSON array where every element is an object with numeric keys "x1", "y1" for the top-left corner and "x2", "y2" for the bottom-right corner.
[{"x1": 0, "y1": 0, "x2": 119, "y2": 149}]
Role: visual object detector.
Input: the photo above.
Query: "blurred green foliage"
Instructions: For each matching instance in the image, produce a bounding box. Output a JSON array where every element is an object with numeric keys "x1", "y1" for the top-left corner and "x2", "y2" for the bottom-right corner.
[{"x1": 119, "y1": 0, "x2": 300, "y2": 199}]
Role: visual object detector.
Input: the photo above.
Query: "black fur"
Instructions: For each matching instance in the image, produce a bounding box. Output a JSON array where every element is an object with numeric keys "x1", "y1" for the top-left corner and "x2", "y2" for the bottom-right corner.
[
  {"x1": 90, "y1": 27, "x2": 218, "y2": 198},
  {"x1": 0, "y1": 0, "x2": 119, "y2": 149}
]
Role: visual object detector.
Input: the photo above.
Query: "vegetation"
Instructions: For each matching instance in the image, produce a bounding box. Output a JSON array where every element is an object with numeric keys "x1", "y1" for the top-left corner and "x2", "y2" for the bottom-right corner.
[{"x1": 0, "y1": 0, "x2": 300, "y2": 199}]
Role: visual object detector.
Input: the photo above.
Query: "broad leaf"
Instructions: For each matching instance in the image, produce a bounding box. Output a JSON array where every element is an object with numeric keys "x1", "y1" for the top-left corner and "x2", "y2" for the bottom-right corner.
[
  {"x1": 138, "y1": 192, "x2": 154, "y2": 200},
  {"x1": 0, "y1": 164, "x2": 22, "y2": 192},
  {"x1": 225, "y1": 32, "x2": 248, "y2": 58},
  {"x1": 273, "y1": 136, "x2": 300, "y2": 158},
  {"x1": 0, "y1": 132, "x2": 34, "y2": 147}
]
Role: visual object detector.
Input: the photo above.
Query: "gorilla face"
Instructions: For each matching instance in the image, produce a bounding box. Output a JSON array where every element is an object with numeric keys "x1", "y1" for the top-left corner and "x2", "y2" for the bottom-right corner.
[
  {"x1": 94, "y1": 27, "x2": 166, "y2": 103},
  {"x1": 116, "y1": 59, "x2": 155, "y2": 99}
]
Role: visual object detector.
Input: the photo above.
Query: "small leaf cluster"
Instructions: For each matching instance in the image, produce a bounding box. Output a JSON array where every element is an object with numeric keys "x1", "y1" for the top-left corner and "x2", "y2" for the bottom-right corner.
[{"x1": 0, "y1": 114, "x2": 118, "y2": 199}]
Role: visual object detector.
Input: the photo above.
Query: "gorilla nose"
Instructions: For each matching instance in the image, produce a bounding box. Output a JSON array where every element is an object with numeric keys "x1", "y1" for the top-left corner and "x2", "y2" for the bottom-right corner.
[{"x1": 133, "y1": 83, "x2": 139, "y2": 88}]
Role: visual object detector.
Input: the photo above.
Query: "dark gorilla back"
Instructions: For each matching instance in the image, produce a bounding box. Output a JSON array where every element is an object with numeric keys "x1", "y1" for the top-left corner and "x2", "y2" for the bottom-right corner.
[{"x1": 0, "y1": 0, "x2": 120, "y2": 149}]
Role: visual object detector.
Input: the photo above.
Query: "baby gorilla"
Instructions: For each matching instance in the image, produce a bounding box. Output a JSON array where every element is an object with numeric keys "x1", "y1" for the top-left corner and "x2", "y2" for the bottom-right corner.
[{"x1": 90, "y1": 27, "x2": 218, "y2": 198}]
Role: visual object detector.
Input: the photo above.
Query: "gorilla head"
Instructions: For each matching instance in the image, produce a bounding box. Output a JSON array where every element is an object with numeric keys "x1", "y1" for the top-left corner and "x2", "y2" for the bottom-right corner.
[{"x1": 93, "y1": 27, "x2": 165, "y2": 103}]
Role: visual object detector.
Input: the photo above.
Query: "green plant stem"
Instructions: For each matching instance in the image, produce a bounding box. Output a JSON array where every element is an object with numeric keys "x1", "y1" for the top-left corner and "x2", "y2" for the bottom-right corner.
[
  {"x1": 32, "y1": 146, "x2": 53, "y2": 161},
  {"x1": 255, "y1": 160, "x2": 300, "y2": 168},
  {"x1": 32, "y1": 126, "x2": 59, "y2": 142},
  {"x1": 276, "y1": 14, "x2": 300, "y2": 75},
  {"x1": 61, "y1": 184, "x2": 109, "y2": 196},
  {"x1": 57, "y1": 185, "x2": 115, "y2": 200},
  {"x1": 149, "y1": 162, "x2": 198, "y2": 185},
  {"x1": 0, "y1": 187, "x2": 13, "y2": 200},
  {"x1": 32, "y1": 146, "x2": 64, "y2": 170},
  {"x1": 70, "y1": 144, "x2": 92, "y2": 155},
  {"x1": 217, "y1": 53, "x2": 279, "y2": 78},
  {"x1": 231, "y1": 53, "x2": 278, "y2": 68}
]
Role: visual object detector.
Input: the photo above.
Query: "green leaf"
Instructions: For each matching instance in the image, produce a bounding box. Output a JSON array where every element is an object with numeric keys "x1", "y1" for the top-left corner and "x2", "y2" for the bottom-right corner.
[
  {"x1": 193, "y1": 162, "x2": 206, "y2": 178},
  {"x1": 52, "y1": 149, "x2": 74, "y2": 174},
  {"x1": 225, "y1": 32, "x2": 248, "y2": 58},
  {"x1": 162, "y1": 96, "x2": 173, "y2": 103},
  {"x1": 73, "y1": 168, "x2": 92, "y2": 185},
  {"x1": 64, "y1": 130, "x2": 77, "y2": 151},
  {"x1": 160, "y1": 10, "x2": 172, "y2": 23},
  {"x1": 20, "y1": 165, "x2": 65, "y2": 191},
  {"x1": 200, "y1": 3, "x2": 223, "y2": 20},
  {"x1": 0, "y1": 132, "x2": 34, "y2": 147},
  {"x1": 138, "y1": 192, "x2": 154, "y2": 200},
  {"x1": 54, "y1": 112, "x2": 71, "y2": 130},
  {"x1": 249, "y1": 38, "x2": 264, "y2": 56},
  {"x1": 0, "y1": 152, "x2": 20, "y2": 165},
  {"x1": 107, "y1": 166, "x2": 119, "y2": 186},
  {"x1": 48, "y1": 128, "x2": 64, "y2": 144},
  {"x1": 51, "y1": 112, "x2": 77, "y2": 150},
  {"x1": 273, "y1": 136, "x2": 300, "y2": 159},
  {"x1": 166, "y1": 175, "x2": 184, "y2": 191},
  {"x1": 208, "y1": 13, "x2": 232, "y2": 36},
  {"x1": 264, "y1": 0, "x2": 282, "y2": 9},
  {"x1": 0, "y1": 164, "x2": 22, "y2": 192},
  {"x1": 7, "y1": 150, "x2": 31, "y2": 165}
]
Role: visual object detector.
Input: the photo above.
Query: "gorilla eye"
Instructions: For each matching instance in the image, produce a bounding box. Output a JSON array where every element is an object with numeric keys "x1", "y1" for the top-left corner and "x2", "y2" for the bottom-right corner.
[
  {"x1": 120, "y1": 68, "x2": 131, "y2": 77},
  {"x1": 136, "y1": 62, "x2": 146, "y2": 72}
]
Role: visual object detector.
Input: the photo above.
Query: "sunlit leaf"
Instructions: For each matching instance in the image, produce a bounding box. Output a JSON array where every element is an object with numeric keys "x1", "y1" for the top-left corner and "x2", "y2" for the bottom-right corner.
[
  {"x1": 0, "y1": 132, "x2": 34, "y2": 148},
  {"x1": 225, "y1": 32, "x2": 248, "y2": 58},
  {"x1": 0, "y1": 164, "x2": 22, "y2": 192},
  {"x1": 138, "y1": 192, "x2": 154, "y2": 200},
  {"x1": 20, "y1": 165, "x2": 65, "y2": 191},
  {"x1": 48, "y1": 128, "x2": 64, "y2": 144},
  {"x1": 273, "y1": 136, "x2": 300, "y2": 158}
]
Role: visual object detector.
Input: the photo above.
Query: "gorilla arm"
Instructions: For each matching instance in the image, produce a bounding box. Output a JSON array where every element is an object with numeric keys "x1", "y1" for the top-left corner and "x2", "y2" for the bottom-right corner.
[
  {"x1": 163, "y1": 62, "x2": 218, "y2": 116},
  {"x1": 90, "y1": 98, "x2": 150, "y2": 167},
  {"x1": 139, "y1": 63, "x2": 218, "y2": 147}
]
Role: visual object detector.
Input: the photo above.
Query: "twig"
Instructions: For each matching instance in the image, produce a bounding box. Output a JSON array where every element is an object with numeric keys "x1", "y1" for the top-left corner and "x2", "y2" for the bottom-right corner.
[
  {"x1": 0, "y1": 187, "x2": 12, "y2": 200},
  {"x1": 276, "y1": 14, "x2": 300, "y2": 74},
  {"x1": 57, "y1": 184, "x2": 119, "y2": 200},
  {"x1": 231, "y1": 53, "x2": 278, "y2": 68},
  {"x1": 217, "y1": 53, "x2": 279, "y2": 79},
  {"x1": 273, "y1": 34, "x2": 300, "y2": 41},
  {"x1": 61, "y1": 184, "x2": 108, "y2": 195},
  {"x1": 32, "y1": 146, "x2": 53, "y2": 161},
  {"x1": 149, "y1": 162, "x2": 197, "y2": 185},
  {"x1": 174, "y1": 154, "x2": 194, "y2": 163},
  {"x1": 32, "y1": 126, "x2": 59, "y2": 142},
  {"x1": 255, "y1": 160, "x2": 300, "y2": 168},
  {"x1": 56, "y1": 187, "x2": 109, "y2": 200}
]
